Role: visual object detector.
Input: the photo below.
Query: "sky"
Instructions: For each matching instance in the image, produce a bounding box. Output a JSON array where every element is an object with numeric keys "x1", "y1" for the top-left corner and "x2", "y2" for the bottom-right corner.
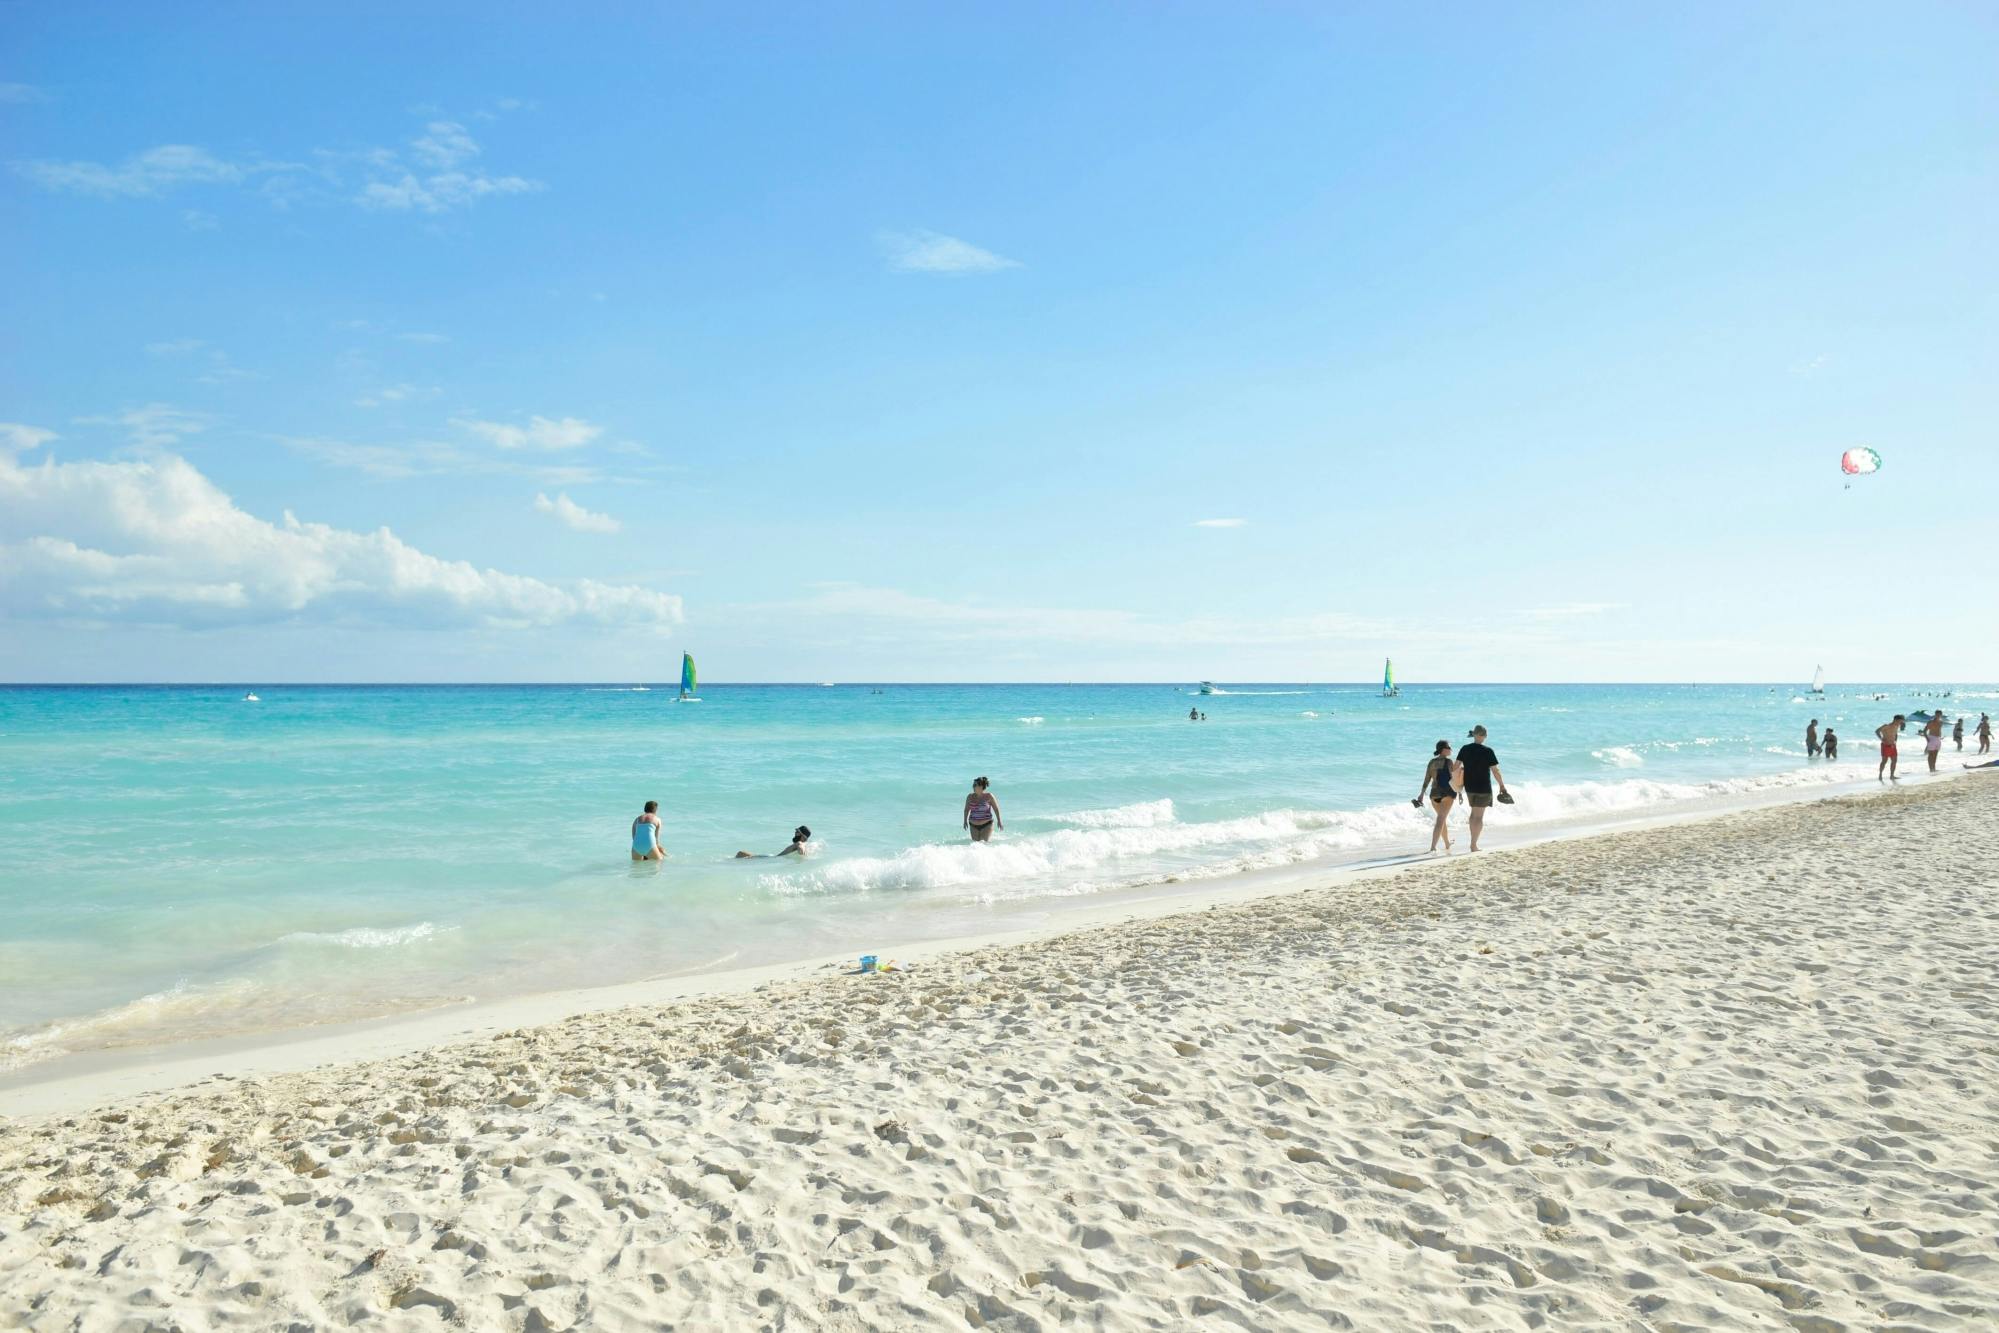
[{"x1": 3, "y1": 1, "x2": 1994, "y2": 683}]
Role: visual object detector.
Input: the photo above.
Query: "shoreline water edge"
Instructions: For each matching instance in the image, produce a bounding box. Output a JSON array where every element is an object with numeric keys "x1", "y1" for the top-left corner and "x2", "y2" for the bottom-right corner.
[
  {"x1": 2, "y1": 682, "x2": 1992, "y2": 1079},
  {"x1": 1, "y1": 778, "x2": 1992, "y2": 1329}
]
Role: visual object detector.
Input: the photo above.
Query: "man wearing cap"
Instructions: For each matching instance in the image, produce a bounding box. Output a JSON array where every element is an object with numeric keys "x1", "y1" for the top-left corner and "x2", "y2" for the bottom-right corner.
[{"x1": 1457, "y1": 725, "x2": 1509, "y2": 852}]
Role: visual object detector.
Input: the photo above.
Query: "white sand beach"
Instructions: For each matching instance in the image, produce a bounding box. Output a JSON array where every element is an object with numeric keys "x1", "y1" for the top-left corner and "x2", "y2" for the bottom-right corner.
[{"x1": 3, "y1": 777, "x2": 1995, "y2": 1330}]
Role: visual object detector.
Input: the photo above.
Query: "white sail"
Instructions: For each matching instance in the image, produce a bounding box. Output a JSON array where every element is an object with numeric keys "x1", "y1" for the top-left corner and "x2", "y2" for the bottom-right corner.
[{"x1": 1811, "y1": 665, "x2": 1824, "y2": 694}]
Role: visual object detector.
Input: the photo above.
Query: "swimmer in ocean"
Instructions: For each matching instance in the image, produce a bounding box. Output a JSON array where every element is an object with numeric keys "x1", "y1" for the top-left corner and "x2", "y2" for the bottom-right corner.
[{"x1": 736, "y1": 826, "x2": 811, "y2": 858}]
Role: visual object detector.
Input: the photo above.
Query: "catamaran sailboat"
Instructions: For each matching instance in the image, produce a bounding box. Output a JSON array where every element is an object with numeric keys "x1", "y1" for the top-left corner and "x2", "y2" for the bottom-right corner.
[
  {"x1": 677, "y1": 653, "x2": 701, "y2": 702},
  {"x1": 1382, "y1": 658, "x2": 1399, "y2": 697}
]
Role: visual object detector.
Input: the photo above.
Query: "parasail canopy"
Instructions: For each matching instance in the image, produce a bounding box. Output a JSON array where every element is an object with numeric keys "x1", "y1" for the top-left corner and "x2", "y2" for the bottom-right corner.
[{"x1": 1840, "y1": 447, "x2": 1881, "y2": 476}]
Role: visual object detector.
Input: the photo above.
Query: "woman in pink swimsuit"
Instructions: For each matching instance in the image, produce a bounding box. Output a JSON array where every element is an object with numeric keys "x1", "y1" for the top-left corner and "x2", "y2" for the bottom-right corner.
[{"x1": 963, "y1": 777, "x2": 1002, "y2": 842}]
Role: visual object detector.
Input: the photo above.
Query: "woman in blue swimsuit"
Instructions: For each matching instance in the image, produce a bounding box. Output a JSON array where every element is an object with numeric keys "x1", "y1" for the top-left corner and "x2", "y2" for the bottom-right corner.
[{"x1": 632, "y1": 800, "x2": 665, "y2": 861}]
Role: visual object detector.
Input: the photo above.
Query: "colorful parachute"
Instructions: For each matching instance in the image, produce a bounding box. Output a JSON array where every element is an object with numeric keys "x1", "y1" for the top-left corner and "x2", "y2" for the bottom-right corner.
[{"x1": 1840, "y1": 447, "x2": 1882, "y2": 476}]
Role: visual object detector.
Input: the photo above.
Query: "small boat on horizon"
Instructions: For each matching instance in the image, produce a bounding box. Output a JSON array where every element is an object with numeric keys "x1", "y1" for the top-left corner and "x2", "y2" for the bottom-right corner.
[
  {"x1": 677, "y1": 653, "x2": 701, "y2": 703},
  {"x1": 1810, "y1": 665, "x2": 1824, "y2": 695},
  {"x1": 1382, "y1": 658, "x2": 1399, "y2": 697},
  {"x1": 1197, "y1": 681, "x2": 1216, "y2": 695}
]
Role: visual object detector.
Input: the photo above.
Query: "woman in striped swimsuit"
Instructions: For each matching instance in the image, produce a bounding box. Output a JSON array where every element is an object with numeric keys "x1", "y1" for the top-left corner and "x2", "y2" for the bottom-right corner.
[{"x1": 963, "y1": 776, "x2": 1002, "y2": 843}]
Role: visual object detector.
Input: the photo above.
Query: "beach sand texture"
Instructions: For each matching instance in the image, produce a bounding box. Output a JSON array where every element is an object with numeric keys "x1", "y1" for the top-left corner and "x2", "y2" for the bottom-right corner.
[{"x1": 3, "y1": 780, "x2": 1995, "y2": 1330}]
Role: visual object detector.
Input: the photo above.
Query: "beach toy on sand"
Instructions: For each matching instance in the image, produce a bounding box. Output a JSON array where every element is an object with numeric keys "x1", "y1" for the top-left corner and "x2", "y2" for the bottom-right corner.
[{"x1": 859, "y1": 954, "x2": 877, "y2": 973}]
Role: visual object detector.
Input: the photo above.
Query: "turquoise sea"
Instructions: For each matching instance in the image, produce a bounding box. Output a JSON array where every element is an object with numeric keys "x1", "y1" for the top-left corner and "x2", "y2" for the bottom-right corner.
[{"x1": 2, "y1": 681, "x2": 1988, "y2": 1071}]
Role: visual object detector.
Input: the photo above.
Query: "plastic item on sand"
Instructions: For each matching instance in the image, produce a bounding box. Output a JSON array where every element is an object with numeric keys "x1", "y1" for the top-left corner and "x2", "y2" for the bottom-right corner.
[{"x1": 859, "y1": 954, "x2": 877, "y2": 973}]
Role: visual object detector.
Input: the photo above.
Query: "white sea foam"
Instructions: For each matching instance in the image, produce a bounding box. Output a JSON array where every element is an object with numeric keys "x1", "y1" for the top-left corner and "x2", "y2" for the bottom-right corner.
[
  {"x1": 1203, "y1": 688, "x2": 1311, "y2": 696},
  {"x1": 1044, "y1": 798, "x2": 1176, "y2": 829},
  {"x1": 1592, "y1": 745, "x2": 1644, "y2": 768},
  {"x1": 278, "y1": 922, "x2": 447, "y2": 950},
  {"x1": 761, "y1": 763, "x2": 1883, "y2": 902},
  {"x1": 1, "y1": 979, "x2": 263, "y2": 1073},
  {"x1": 1017, "y1": 716, "x2": 1045, "y2": 725}
]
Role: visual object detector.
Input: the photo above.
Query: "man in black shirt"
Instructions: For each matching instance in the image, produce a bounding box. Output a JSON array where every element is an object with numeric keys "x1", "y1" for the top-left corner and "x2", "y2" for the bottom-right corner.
[{"x1": 1458, "y1": 725, "x2": 1510, "y2": 852}]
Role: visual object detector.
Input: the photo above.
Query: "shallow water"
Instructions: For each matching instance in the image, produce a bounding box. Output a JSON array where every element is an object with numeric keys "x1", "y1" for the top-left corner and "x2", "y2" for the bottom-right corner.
[{"x1": 2, "y1": 680, "x2": 1987, "y2": 1067}]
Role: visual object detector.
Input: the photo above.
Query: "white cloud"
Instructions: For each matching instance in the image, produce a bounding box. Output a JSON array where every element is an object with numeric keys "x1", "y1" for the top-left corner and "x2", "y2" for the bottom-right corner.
[
  {"x1": 284, "y1": 435, "x2": 601, "y2": 486},
  {"x1": 534, "y1": 492, "x2": 620, "y2": 534},
  {"x1": 1193, "y1": 518, "x2": 1246, "y2": 528},
  {"x1": 2, "y1": 423, "x2": 58, "y2": 454},
  {"x1": 396, "y1": 331, "x2": 450, "y2": 344},
  {"x1": 16, "y1": 144, "x2": 263, "y2": 197},
  {"x1": 880, "y1": 229, "x2": 1020, "y2": 274},
  {"x1": 0, "y1": 440, "x2": 678, "y2": 630},
  {"x1": 1523, "y1": 602, "x2": 1625, "y2": 621},
  {"x1": 0, "y1": 83, "x2": 48, "y2": 104},
  {"x1": 356, "y1": 122, "x2": 538, "y2": 213},
  {"x1": 182, "y1": 209, "x2": 219, "y2": 231},
  {"x1": 410, "y1": 120, "x2": 479, "y2": 169},
  {"x1": 16, "y1": 117, "x2": 538, "y2": 216},
  {"x1": 74, "y1": 404, "x2": 211, "y2": 449},
  {"x1": 455, "y1": 415, "x2": 602, "y2": 451},
  {"x1": 145, "y1": 338, "x2": 207, "y2": 357}
]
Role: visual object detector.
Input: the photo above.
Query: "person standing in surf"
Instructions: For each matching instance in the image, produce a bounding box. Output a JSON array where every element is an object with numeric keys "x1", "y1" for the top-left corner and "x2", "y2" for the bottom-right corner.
[
  {"x1": 1923, "y1": 712, "x2": 1945, "y2": 772},
  {"x1": 1457, "y1": 725, "x2": 1511, "y2": 852},
  {"x1": 1876, "y1": 715, "x2": 1904, "y2": 780},
  {"x1": 1822, "y1": 728, "x2": 1838, "y2": 760},
  {"x1": 1953, "y1": 716, "x2": 1964, "y2": 751},
  {"x1": 1805, "y1": 719, "x2": 1821, "y2": 758},
  {"x1": 963, "y1": 777, "x2": 1002, "y2": 842},
  {"x1": 1979, "y1": 714, "x2": 1993, "y2": 755},
  {"x1": 1411, "y1": 739, "x2": 1460, "y2": 853},
  {"x1": 632, "y1": 799, "x2": 665, "y2": 861}
]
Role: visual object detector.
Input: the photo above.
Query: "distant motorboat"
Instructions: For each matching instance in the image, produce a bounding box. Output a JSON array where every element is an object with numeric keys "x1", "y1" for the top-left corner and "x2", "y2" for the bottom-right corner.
[
  {"x1": 1197, "y1": 681, "x2": 1216, "y2": 695},
  {"x1": 243, "y1": 693, "x2": 260, "y2": 702},
  {"x1": 631, "y1": 685, "x2": 651, "y2": 693}
]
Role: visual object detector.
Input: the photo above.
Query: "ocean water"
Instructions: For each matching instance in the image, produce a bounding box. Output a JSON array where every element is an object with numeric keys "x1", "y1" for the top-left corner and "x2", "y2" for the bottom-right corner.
[{"x1": 2, "y1": 681, "x2": 1988, "y2": 1071}]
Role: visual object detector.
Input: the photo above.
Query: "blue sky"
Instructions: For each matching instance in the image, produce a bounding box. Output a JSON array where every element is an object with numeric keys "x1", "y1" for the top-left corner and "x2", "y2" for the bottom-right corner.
[{"x1": 3, "y1": 2, "x2": 1994, "y2": 682}]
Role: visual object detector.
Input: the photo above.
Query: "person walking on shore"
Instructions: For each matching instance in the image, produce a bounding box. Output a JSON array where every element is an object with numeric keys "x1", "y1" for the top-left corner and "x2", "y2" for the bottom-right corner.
[
  {"x1": 1411, "y1": 739, "x2": 1460, "y2": 853},
  {"x1": 1805, "y1": 719, "x2": 1821, "y2": 758},
  {"x1": 1953, "y1": 716, "x2": 1964, "y2": 751},
  {"x1": 1924, "y1": 712, "x2": 1945, "y2": 773},
  {"x1": 1876, "y1": 716, "x2": 1904, "y2": 780},
  {"x1": 1457, "y1": 725, "x2": 1511, "y2": 852},
  {"x1": 963, "y1": 776, "x2": 1002, "y2": 842},
  {"x1": 1979, "y1": 714, "x2": 1993, "y2": 755}
]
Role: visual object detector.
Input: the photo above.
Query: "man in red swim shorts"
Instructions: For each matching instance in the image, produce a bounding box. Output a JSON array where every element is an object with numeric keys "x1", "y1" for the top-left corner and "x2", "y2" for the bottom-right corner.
[{"x1": 1875, "y1": 715, "x2": 1905, "y2": 781}]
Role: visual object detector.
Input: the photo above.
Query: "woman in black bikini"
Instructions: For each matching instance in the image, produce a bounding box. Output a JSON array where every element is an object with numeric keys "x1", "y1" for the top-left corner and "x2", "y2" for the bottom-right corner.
[
  {"x1": 1412, "y1": 740, "x2": 1460, "y2": 853},
  {"x1": 963, "y1": 776, "x2": 1002, "y2": 842}
]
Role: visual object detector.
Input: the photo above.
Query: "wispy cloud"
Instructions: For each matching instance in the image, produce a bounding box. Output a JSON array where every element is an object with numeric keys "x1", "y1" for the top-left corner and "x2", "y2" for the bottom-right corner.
[
  {"x1": 534, "y1": 492, "x2": 621, "y2": 534},
  {"x1": 0, "y1": 439, "x2": 679, "y2": 630},
  {"x1": 1789, "y1": 353, "x2": 1830, "y2": 377},
  {"x1": 353, "y1": 384, "x2": 440, "y2": 409},
  {"x1": 15, "y1": 116, "x2": 538, "y2": 216},
  {"x1": 1, "y1": 423, "x2": 58, "y2": 454},
  {"x1": 355, "y1": 121, "x2": 540, "y2": 213},
  {"x1": 15, "y1": 144, "x2": 278, "y2": 198},
  {"x1": 879, "y1": 229, "x2": 1020, "y2": 274},
  {"x1": 1522, "y1": 602, "x2": 1625, "y2": 621},
  {"x1": 182, "y1": 208, "x2": 219, "y2": 230},
  {"x1": 74, "y1": 404, "x2": 212, "y2": 450},
  {"x1": 1193, "y1": 517, "x2": 1246, "y2": 528},
  {"x1": 285, "y1": 435, "x2": 602, "y2": 487},
  {"x1": 455, "y1": 415, "x2": 602, "y2": 451},
  {"x1": 397, "y1": 331, "x2": 450, "y2": 344},
  {"x1": 145, "y1": 338, "x2": 207, "y2": 357},
  {"x1": 0, "y1": 83, "x2": 48, "y2": 104}
]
